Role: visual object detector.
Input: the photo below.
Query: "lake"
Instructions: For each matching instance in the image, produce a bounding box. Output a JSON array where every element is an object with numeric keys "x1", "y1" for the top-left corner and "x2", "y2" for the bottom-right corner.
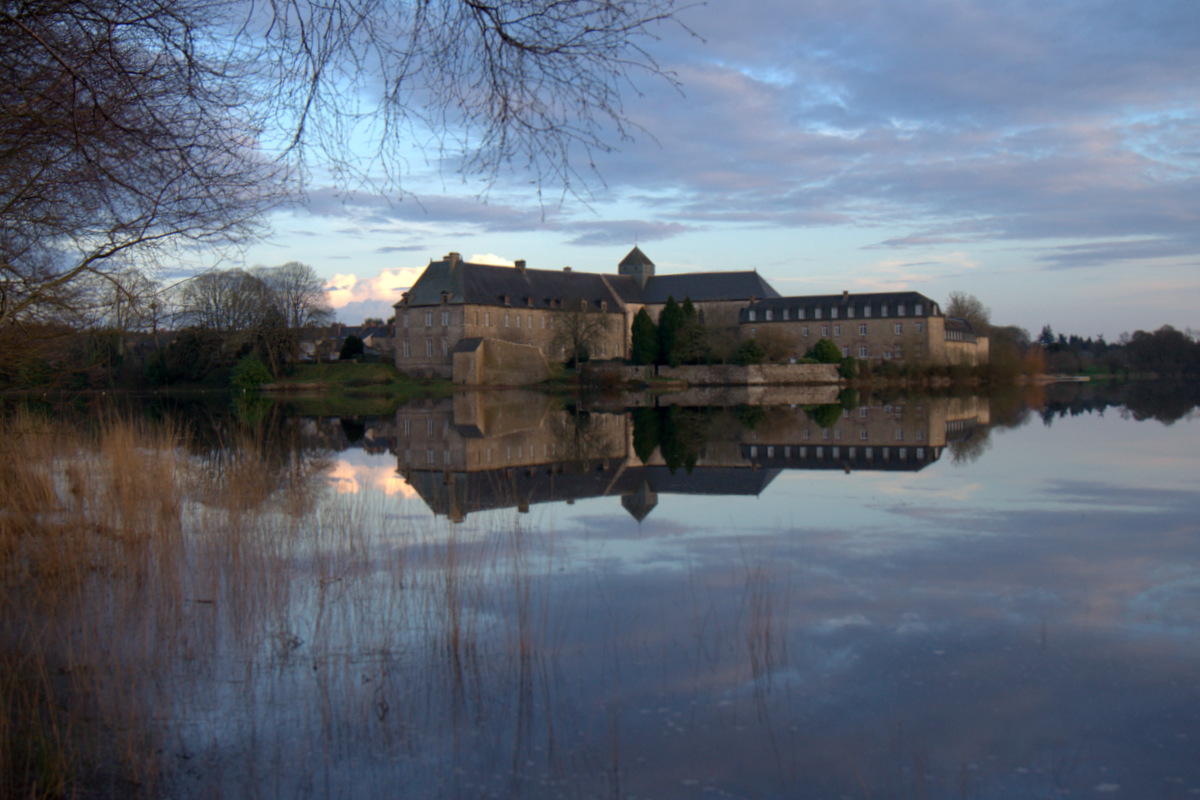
[{"x1": 3, "y1": 382, "x2": 1199, "y2": 798}]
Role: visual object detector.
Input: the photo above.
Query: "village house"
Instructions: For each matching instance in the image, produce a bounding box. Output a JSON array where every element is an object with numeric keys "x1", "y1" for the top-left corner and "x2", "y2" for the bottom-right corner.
[{"x1": 394, "y1": 247, "x2": 988, "y2": 383}]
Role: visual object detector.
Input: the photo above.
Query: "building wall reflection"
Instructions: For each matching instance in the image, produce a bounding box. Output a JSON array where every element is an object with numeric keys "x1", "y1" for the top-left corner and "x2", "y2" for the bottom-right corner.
[{"x1": 389, "y1": 392, "x2": 991, "y2": 522}]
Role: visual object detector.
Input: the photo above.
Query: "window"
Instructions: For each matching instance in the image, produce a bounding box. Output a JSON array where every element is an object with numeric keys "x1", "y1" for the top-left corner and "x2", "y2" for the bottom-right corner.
[
  {"x1": 894, "y1": 323, "x2": 903, "y2": 335},
  {"x1": 425, "y1": 310, "x2": 433, "y2": 326},
  {"x1": 834, "y1": 324, "x2": 841, "y2": 336},
  {"x1": 858, "y1": 345, "x2": 868, "y2": 357},
  {"x1": 859, "y1": 324, "x2": 868, "y2": 335},
  {"x1": 821, "y1": 325, "x2": 829, "y2": 337},
  {"x1": 426, "y1": 339, "x2": 433, "y2": 356},
  {"x1": 442, "y1": 310, "x2": 449, "y2": 326}
]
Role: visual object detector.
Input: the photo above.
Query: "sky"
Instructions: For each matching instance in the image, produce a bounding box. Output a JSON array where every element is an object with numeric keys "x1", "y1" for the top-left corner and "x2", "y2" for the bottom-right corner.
[{"x1": 237, "y1": 0, "x2": 1200, "y2": 339}]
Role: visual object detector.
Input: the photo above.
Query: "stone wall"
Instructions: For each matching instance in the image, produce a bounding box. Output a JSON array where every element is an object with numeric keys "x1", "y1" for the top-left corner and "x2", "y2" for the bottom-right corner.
[
  {"x1": 478, "y1": 338, "x2": 553, "y2": 386},
  {"x1": 656, "y1": 363, "x2": 840, "y2": 385}
]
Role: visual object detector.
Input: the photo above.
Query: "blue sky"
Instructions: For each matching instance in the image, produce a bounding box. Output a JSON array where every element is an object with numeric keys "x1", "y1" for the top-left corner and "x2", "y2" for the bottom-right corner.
[{"x1": 239, "y1": 0, "x2": 1200, "y2": 338}]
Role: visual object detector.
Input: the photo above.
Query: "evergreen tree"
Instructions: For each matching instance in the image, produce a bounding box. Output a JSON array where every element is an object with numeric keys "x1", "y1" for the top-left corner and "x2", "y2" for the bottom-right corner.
[
  {"x1": 631, "y1": 308, "x2": 658, "y2": 365},
  {"x1": 657, "y1": 296, "x2": 684, "y2": 366}
]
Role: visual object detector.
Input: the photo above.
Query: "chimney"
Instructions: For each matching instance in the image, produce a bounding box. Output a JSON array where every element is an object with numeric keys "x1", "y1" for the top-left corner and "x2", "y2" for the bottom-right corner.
[
  {"x1": 515, "y1": 259, "x2": 526, "y2": 273},
  {"x1": 563, "y1": 266, "x2": 571, "y2": 272}
]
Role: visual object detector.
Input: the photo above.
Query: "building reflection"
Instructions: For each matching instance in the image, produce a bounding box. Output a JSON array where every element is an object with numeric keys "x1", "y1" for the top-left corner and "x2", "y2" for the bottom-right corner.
[{"x1": 390, "y1": 391, "x2": 990, "y2": 522}]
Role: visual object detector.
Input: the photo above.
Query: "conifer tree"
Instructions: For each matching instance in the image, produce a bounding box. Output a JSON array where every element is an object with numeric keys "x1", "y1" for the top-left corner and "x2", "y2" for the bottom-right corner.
[
  {"x1": 657, "y1": 296, "x2": 684, "y2": 365},
  {"x1": 631, "y1": 308, "x2": 658, "y2": 365}
]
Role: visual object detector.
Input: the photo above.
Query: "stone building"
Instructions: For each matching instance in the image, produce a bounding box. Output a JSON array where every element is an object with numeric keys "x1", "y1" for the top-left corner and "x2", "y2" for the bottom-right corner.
[
  {"x1": 394, "y1": 248, "x2": 988, "y2": 383},
  {"x1": 739, "y1": 291, "x2": 989, "y2": 367},
  {"x1": 395, "y1": 247, "x2": 776, "y2": 382}
]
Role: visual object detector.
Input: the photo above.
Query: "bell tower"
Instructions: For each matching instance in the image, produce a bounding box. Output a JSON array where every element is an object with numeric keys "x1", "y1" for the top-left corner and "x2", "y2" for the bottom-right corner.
[{"x1": 618, "y1": 246, "x2": 655, "y2": 289}]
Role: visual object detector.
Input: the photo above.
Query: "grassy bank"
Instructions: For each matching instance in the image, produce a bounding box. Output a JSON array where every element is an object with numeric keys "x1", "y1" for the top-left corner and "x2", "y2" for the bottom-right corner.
[{"x1": 263, "y1": 361, "x2": 452, "y2": 415}]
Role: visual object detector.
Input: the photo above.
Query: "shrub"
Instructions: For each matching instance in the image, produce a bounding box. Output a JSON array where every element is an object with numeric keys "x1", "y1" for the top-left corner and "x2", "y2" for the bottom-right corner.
[
  {"x1": 733, "y1": 338, "x2": 765, "y2": 365},
  {"x1": 807, "y1": 338, "x2": 841, "y2": 364},
  {"x1": 231, "y1": 355, "x2": 272, "y2": 391},
  {"x1": 339, "y1": 335, "x2": 364, "y2": 360}
]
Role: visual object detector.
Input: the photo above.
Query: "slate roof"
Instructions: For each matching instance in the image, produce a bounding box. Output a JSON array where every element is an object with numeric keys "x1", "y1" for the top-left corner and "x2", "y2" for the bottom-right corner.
[
  {"x1": 618, "y1": 246, "x2": 654, "y2": 269},
  {"x1": 741, "y1": 291, "x2": 941, "y2": 322},
  {"x1": 397, "y1": 253, "x2": 782, "y2": 310},
  {"x1": 642, "y1": 271, "x2": 780, "y2": 304},
  {"x1": 399, "y1": 259, "x2": 626, "y2": 311}
]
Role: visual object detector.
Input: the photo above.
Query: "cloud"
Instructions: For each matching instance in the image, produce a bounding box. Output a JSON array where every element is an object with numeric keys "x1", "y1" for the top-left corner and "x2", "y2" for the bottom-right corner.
[{"x1": 325, "y1": 266, "x2": 424, "y2": 310}]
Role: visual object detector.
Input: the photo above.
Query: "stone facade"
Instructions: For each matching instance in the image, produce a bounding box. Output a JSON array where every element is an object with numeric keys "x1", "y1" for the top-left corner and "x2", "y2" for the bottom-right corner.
[
  {"x1": 740, "y1": 292, "x2": 989, "y2": 367},
  {"x1": 394, "y1": 249, "x2": 989, "y2": 384}
]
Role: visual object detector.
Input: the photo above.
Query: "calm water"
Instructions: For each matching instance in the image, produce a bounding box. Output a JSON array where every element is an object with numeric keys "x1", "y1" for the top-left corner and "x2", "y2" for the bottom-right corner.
[{"x1": 30, "y1": 384, "x2": 1200, "y2": 798}]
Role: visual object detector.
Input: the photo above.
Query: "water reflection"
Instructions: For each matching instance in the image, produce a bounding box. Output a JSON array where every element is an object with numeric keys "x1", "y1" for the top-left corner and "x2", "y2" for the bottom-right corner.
[
  {"x1": 5, "y1": 384, "x2": 1200, "y2": 799},
  {"x1": 390, "y1": 392, "x2": 992, "y2": 521}
]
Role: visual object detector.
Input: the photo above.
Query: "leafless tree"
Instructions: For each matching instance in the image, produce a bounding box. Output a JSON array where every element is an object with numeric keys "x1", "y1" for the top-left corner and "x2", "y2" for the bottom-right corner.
[
  {"x1": 1, "y1": 0, "x2": 687, "y2": 369},
  {"x1": 945, "y1": 291, "x2": 991, "y2": 333},
  {"x1": 252, "y1": 262, "x2": 333, "y2": 332},
  {"x1": 0, "y1": 0, "x2": 285, "y2": 331},
  {"x1": 252, "y1": 0, "x2": 687, "y2": 192}
]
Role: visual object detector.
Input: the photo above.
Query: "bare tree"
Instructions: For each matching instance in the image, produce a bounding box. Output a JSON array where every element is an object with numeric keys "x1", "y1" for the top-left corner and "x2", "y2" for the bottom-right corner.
[
  {"x1": 1, "y1": 0, "x2": 687, "y2": 370},
  {"x1": 945, "y1": 292, "x2": 991, "y2": 333},
  {"x1": 253, "y1": 263, "x2": 333, "y2": 332},
  {"x1": 552, "y1": 298, "x2": 607, "y2": 366},
  {"x1": 253, "y1": 0, "x2": 687, "y2": 191},
  {"x1": 0, "y1": 0, "x2": 284, "y2": 330}
]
